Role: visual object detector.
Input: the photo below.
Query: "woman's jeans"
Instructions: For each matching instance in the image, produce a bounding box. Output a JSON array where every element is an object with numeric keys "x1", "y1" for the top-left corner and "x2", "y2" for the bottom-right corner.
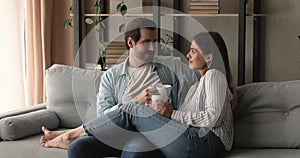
[{"x1": 70, "y1": 102, "x2": 225, "y2": 158}]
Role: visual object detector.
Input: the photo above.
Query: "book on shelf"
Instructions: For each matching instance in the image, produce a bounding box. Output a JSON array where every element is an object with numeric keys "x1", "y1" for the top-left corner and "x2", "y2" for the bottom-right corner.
[
  {"x1": 189, "y1": 5, "x2": 220, "y2": 10},
  {"x1": 189, "y1": 1, "x2": 219, "y2": 6},
  {"x1": 190, "y1": 0, "x2": 218, "y2": 1},
  {"x1": 189, "y1": 9, "x2": 219, "y2": 14}
]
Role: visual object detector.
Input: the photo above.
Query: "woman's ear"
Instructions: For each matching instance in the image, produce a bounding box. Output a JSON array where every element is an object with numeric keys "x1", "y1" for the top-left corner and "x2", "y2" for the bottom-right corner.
[
  {"x1": 127, "y1": 37, "x2": 135, "y2": 48},
  {"x1": 205, "y1": 54, "x2": 213, "y2": 63}
]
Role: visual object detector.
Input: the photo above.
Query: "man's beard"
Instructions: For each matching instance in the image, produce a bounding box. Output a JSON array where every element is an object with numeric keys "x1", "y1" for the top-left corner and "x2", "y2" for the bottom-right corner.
[{"x1": 143, "y1": 51, "x2": 155, "y2": 62}]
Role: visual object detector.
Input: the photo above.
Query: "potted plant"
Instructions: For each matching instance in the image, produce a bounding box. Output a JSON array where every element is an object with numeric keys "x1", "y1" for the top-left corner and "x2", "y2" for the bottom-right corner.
[
  {"x1": 64, "y1": 0, "x2": 127, "y2": 70},
  {"x1": 160, "y1": 33, "x2": 174, "y2": 56}
]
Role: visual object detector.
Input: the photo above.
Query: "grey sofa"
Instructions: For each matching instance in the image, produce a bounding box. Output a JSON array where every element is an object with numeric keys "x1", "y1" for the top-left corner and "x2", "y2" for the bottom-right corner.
[{"x1": 0, "y1": 64, "x2": 300, "y2": 158}]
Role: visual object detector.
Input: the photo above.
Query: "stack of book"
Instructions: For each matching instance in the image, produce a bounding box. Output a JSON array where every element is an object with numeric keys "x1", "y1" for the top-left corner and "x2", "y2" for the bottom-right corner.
[{"x1": 189, "y1": 0, "x2": 220, "y2": 14}]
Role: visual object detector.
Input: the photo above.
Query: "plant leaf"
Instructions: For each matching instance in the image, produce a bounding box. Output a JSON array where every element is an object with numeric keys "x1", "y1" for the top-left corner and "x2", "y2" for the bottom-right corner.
[
  {"x1": 117, "y1": 3, "x2": 127, "y2": 16},
  {"x1": 117, "y1": 3, "x2": 122, "y2": 12},
  {"x1": 85, "y1": 18, "x2": 94, "y2": 25},
  {"x1": 120, "y1": 4, "x2": 127, "y2": 16},
  {"x1": 98, "y1": 42, "x2": 106, "y2": 53},
  {"x1": 67, "y1": 6, "x2": 73, "y2": 14},
  {"x1": 63, "y1": 20, "x2": 70, "y2": 30},
  {"x1": 96, "y1": 21, "x2": 105, "y2": 32},
  {"x1": 119, "y1": 23, "x2": 126, "y2": 33},
  {"x1": 100, "y1": 21, "x2": 105, "y2": 29}
]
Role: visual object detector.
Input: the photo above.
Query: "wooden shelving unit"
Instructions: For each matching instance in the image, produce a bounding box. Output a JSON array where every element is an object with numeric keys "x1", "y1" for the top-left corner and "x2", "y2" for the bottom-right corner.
[
  {"x1": 73, "y1": 0, "x2": 264, "y2": 85},
  {"x1": 74, "y1": 13, "x2": 266, "y2": 17}
]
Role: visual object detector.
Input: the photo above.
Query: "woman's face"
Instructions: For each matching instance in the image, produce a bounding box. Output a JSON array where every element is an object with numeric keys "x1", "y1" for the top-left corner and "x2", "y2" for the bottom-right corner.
[{"x1": 186, "y1": 41, "x2": 208, "y2": 70}]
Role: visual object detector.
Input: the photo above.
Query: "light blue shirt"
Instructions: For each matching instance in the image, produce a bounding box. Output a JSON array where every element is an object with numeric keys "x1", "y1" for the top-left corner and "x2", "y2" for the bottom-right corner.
[{"x1": 97, "y1": 58, "x2": 180, "y2": 117}]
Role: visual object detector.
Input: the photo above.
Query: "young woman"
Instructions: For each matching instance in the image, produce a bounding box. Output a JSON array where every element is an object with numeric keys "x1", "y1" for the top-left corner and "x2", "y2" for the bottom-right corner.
[{"x1": 42, "y1": 31, "x2": 234, "y2": 158}]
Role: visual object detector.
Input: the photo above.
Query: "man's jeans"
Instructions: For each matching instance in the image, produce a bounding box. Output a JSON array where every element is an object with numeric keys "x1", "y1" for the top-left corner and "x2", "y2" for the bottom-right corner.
[
  {"x1": 71, "y1": 102, "x2": 225, "y2": 158},
  {"x1": 68, "y1": 135, "x2": 164, "y2": 158}
]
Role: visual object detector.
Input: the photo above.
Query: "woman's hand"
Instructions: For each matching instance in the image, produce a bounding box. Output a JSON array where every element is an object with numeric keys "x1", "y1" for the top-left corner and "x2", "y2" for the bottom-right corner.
[
  {"x1": 158, "y1": 104, "x2": 173, "y2": 118},
  {"x1": 149, "y1": 102, "x2": 173, "y2": 118},
  {"x1": 131, "y1": 87, "x2": 155, "y2": 105}
]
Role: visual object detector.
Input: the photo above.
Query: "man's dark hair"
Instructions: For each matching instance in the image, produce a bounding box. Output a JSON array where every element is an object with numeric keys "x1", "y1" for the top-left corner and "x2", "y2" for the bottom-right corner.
[{"x1": 124, "y1": 18, "x2": 157, "y2": 50}]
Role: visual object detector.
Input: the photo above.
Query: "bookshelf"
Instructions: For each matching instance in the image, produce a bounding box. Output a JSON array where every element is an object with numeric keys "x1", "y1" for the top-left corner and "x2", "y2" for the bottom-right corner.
[{"x1": 73, "y1": 0, "x2": 263, "y2": 85}]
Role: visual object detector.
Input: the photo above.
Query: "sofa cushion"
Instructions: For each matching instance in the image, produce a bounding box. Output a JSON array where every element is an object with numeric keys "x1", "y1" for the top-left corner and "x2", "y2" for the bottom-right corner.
[
  {"x1": 225, "y1": 149, "x2": 300, "y2": 158},
  {"x1": 46, "y1": 64, "x2": 104, "y2": 128},
  {"x1": 0, "y1": 133, "x2": 67, "y2": 158},
  {"x1": 234, "y1": 80, "x2": 300, "y2": 148},
  {"x1": 0, "y1": 109, "x2": 59, "y2": 140}
]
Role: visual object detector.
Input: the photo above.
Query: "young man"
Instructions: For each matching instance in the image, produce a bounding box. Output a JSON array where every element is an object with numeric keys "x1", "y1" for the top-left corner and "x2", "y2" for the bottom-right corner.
[{"x1": 41, "y1": 18, "x2": 180, "y2": 158}]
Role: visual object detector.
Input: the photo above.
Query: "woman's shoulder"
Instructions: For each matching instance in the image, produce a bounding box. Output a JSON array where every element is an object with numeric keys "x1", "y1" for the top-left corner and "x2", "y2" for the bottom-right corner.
[{"x1": 205, "y1": 69, "x2": 226, "y2": 79}]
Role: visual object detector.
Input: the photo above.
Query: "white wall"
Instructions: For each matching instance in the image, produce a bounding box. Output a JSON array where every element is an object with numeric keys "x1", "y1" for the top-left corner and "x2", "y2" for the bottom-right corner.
[{"x1": 261, "y1": 0, "x2": 300, "y2": 81}]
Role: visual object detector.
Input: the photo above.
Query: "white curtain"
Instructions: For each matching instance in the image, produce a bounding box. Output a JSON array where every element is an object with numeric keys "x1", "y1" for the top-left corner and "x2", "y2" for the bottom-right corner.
[{"x1": 0, "y1": 0, "x2": 26, "y2": 112}]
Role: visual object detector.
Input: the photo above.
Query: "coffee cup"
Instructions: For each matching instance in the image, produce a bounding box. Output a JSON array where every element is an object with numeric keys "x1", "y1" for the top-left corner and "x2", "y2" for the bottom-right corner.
[{"x1": 151, "y1": 95, "x2": 171, "y2": 111}]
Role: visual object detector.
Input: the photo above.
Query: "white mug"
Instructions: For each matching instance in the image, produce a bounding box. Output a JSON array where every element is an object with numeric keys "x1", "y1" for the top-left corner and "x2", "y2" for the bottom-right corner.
[
  {"x1": 151, "y1": 95, "x2": 171, "y2": 111},
  {"x1": 155, "y1": 85, "x2": 171, "y2": 96}
]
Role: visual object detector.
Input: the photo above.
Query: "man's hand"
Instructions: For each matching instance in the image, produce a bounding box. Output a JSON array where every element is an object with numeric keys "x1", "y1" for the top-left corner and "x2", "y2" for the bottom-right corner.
[
  {"x1": 131, "y1": 87, "x2": 155, "y2": 105},
  {"x1": 229, "y1": 83, "x2": 238, "y2": 111}
]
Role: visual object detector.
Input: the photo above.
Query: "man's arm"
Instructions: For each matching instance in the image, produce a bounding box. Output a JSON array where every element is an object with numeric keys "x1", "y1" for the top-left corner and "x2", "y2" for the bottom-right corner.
[{"x1": 96, "y1": 71, "x2": 119, "y2": 117}]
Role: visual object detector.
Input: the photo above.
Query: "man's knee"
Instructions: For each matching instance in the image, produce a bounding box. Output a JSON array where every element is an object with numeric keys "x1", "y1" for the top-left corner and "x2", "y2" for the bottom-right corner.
[{"x1": 68, "y1": 138, "x2": 80, "y2": 158}]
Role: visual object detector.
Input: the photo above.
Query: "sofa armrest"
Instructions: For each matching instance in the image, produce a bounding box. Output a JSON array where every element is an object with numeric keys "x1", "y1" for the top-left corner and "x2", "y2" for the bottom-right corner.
[
  {"x1": 0, "y1": 103, "x2": 46, "y2": 120},
  {"x1": 0, "y1": 108, "x2": 59, "y2": 141}
]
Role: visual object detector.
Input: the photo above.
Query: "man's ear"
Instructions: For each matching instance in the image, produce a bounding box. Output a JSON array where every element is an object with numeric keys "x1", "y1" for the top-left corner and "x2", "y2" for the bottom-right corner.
[{"x1": 127, "y1": 37, "x2": 135, "y2": 48}]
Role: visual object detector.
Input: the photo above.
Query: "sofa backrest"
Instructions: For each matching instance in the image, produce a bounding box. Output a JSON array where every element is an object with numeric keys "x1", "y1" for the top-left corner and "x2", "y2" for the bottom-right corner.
[
  {"x1": 234, "y1": 80, "x2": 300, "y2": 148},
  {"x1": 46, "y1": 64, "x2": 104, "y2": 128}
]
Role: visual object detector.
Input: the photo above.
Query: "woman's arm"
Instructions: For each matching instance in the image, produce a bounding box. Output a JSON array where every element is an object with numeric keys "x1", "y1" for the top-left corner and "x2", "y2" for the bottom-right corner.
[{"x1": 170, "y1": 70, "x2": 228, "y2": 128}]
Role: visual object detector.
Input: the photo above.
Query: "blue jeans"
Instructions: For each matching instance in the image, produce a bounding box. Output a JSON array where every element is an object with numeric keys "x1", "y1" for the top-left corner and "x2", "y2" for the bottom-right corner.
[
  {"x1": 82, "y1": 102, "x2": 225, "y2": 158},
  {"x1": 68, "y1": 135, "x2": 164, "y2": 158}
]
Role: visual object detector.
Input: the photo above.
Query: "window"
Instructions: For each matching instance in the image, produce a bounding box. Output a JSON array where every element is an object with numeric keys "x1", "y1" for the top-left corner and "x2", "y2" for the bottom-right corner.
[{"x1": 0, "y1": 0, "x2": 26, "y2": 112}]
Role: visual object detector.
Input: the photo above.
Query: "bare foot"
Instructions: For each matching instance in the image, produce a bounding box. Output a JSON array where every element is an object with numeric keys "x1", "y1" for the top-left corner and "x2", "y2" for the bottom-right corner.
[
  {"x1": 42, "y1": 134, "x2": 71, "y2": 149},
  {"x1": 42, "y1": 126, "x2": 68, "y2": 140},
  {"x1": 41, "y1": 125, "x2": 87, "y2": 149}
]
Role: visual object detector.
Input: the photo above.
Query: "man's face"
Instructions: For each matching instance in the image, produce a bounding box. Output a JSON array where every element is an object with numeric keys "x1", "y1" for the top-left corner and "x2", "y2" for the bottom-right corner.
[{"x1": 130, "y1": 28, "x2": 157, "y2": 63}]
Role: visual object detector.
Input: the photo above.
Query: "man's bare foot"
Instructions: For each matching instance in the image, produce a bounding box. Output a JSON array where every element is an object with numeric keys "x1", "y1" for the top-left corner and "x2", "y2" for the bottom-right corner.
[
  {"x1": 42, "y1": 126, "x2": 68, "y2": 140},
  {"x1": 41, "y1": 125, "x2": 87, "y2": 149},
  {"x1": 41, "y1": 134, "x2": 71, "y2": 149}
]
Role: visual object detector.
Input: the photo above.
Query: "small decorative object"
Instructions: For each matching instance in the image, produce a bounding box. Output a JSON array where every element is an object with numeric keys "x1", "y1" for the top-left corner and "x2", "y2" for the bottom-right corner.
[{"x1": 97, "y1": 56, "x2": 106, "y2": 71}]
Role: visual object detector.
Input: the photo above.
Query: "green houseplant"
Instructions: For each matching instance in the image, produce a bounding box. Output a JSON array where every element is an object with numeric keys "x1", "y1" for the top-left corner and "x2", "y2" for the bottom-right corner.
[
  {"x1": 160, "y1": 33, "x2": 174, "y2": 56},
  {"x1": 64, "y1": 0, "x2": 127, "y2": 70}
]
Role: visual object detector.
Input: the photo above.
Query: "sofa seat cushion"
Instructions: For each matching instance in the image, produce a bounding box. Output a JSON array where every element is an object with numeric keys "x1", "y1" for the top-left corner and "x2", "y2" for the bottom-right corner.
[
  {"x1": 225, "y1": 148, "x2": 300, "y2": 158},
  {"x1": 234, "y1": 80, "x2": 300, "y2": 148},
  {"x1": 46, "y1": 64, "x2": 104, "y2": 128},
  {"x1": 0, "y1": 109, "x2": 59, "y2": 140},
  {"x1": 0, "y1": 133, "x2": 67, "y2": 158}
]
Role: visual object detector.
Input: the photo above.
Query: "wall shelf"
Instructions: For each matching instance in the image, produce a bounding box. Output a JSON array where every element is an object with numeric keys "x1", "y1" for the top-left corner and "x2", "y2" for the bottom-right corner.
[
  {"x1": 73, "y1": 0, "x2": 264, "y2": 85},
  {"x1": 72, "y1": 13, "x2": 266, "y2": 17}
]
